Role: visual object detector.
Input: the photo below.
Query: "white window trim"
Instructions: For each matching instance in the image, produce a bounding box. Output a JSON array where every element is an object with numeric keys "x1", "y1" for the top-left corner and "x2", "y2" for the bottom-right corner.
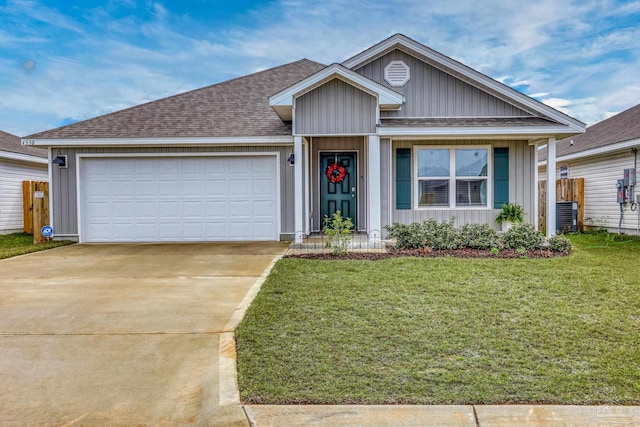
[{"x1": 413, "y1": 145, "x2": 492, "y2": 210}]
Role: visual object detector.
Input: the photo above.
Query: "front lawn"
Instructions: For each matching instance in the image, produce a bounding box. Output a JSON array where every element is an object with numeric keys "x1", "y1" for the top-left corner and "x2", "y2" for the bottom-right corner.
[
  {"x1": 236, "y1": 233, "x2": 640, "y2": 405},
  {"x1": 0, "y1": 232, "x2": 74, "y2": 260}
]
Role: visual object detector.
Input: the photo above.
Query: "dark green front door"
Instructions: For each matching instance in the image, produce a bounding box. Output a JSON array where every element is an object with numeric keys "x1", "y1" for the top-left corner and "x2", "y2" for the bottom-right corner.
[{"x1": 320, "y1": 152, "x2": 357, "y2": 227}]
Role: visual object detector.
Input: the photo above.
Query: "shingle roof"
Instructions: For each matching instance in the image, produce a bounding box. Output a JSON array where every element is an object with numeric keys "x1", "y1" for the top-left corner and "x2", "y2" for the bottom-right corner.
[
  {"x1": 27, "y1": 59, "x2": 326, "y2": 140},
  {"x1": 0, "y1": 130, "x2": 46, "y2": 157},
  {"x1": 380, "y1": 117, "x2": 560, "y2": 127},
  {"x1": 539, "y1": 103, "x2": 640, "y2": 161}
]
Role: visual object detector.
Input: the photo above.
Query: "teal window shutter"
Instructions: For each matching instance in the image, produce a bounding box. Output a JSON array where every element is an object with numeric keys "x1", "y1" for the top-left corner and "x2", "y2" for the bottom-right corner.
[
  {"x1": 396, "y1": 148, "x2": 411, "y2": 209},
  {"x1": 493, "y1": 148, "x2": 509, "y2": 208}
]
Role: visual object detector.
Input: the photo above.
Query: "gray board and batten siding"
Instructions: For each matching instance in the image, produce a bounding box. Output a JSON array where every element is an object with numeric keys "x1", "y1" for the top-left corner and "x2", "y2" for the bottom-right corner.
[
  {"x1": 387, "y1": 140, "x2": 536, "y2": 229},
  {"x1": 50, "y1": 146, "x2": 296, "y2": 239},
  {"x1": 355, "y1": 49, "x2": 532, "y2": 119},
  {"x1": 294, "y1": 78, "x2": 377, "y2": 136}
]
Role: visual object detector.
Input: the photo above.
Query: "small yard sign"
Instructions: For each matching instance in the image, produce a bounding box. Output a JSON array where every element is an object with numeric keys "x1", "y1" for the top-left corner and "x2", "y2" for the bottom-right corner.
[{"x1": 41, "y1": 226, "x2": 53, "y2": 238}]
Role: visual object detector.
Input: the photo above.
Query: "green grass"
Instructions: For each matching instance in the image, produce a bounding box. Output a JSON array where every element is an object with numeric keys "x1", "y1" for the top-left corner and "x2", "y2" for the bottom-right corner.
[
  {"x1": 0, "y1": 232, "x2": 74, "y2": 259},
  {"x1": 236, "y1": 233, "x2": 640, "y2": 405}
]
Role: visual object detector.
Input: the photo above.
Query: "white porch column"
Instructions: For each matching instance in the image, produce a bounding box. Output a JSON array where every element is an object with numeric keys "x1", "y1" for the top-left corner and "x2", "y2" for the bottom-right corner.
[
  {"x1": 546, "y1": 137, "x2": 557, "y2": 237},
  {"x1": 294, "y1": 136, "x2": 304, "y2": 243},
  {"x1": 367, "y1": 135, "x2": 381, "y2": 240}
]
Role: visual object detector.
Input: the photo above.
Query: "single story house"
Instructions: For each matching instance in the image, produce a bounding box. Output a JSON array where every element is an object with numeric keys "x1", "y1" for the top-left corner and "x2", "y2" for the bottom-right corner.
[
  {"x1": 0, "y1": 130, "x2": 48, "y2": 234},
  {"x1": 24, "y1": 34, "x2": 584, "y2": 243},
  {"x1": 539, "y1": 103, "x2": 640, "y2": 234}
]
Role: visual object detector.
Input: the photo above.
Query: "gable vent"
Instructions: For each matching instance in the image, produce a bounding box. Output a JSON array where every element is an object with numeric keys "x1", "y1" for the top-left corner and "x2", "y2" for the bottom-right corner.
[{"x1": 384, "y1": 60, "x2": 410, "y2": 87}]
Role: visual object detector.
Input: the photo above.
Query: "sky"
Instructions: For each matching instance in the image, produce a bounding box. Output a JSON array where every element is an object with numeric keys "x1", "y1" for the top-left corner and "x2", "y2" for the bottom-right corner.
[{"x1": 0, "y1": 0, "x2": 639, "y2": 137}]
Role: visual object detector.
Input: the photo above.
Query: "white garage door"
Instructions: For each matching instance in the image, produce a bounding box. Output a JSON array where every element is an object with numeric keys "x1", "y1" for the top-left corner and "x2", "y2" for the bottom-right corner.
[{"x1": 80, "y1": 156, "x2": 279, "y2": 242}]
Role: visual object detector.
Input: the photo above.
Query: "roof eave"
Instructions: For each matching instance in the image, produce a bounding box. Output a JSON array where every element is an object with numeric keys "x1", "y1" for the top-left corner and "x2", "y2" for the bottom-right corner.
[
  {"x1": 379, "y1": 124, "x2": 581, "y2": 140},
  {"x1": 24, "y1": 136, "x2": 295, "y2": 147},
  {"x1": 0, "y1": 150, "x2": 48, "y2": 164},
  {"x1": 538, "y1": 136, "x2": 640, "y2": 166}
]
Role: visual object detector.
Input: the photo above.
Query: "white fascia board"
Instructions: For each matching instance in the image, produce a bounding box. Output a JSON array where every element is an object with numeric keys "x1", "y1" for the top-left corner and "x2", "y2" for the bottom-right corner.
[
  {"x1": 0, "y1": 150, "x2": 48, "y2": 164},
  {"x1": 537, "y1": 137, "x2": 640, "y2": 166},
  {"x1": 269, "y1": 64, "x2": 404, "y2": 108},
  {"x1": 343, "y1": 34, "x2": 585, "y2": 132},
  {"x1": 379, "y1": 125, "x2": 578, "y2": 138},
  {"x1": 26, "y1": 136, "x2": 294, "y2": 147}
]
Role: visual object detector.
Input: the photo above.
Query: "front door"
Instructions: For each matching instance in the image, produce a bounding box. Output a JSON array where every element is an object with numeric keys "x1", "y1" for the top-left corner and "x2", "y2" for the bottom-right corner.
[{"x1": 320, "y1": 152, "x2": 357, "y2": 228}]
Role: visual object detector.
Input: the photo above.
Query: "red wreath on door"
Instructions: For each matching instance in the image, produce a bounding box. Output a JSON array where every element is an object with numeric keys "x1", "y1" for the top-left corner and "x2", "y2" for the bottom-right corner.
[{"x1": 326, "y1": 162, "x2": 347, "y2": 184}]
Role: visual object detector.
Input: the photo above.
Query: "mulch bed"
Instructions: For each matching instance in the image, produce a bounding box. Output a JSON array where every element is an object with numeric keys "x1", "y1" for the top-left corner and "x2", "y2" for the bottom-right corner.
[{"x1": 286, "y1": 248, "x2": 570, "y2": 260}]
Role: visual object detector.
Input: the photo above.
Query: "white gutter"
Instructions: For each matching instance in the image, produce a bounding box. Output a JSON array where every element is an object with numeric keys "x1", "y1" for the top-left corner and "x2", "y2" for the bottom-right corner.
[{"x1": 22, "y1": 135, "x2": 294, "y2": 147}]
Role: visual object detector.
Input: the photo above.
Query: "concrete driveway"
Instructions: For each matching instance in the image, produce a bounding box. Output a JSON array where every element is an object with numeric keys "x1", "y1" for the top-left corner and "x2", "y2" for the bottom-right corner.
[{"x1": 0, "y1": 242, "x2": 288, "y2": 426}]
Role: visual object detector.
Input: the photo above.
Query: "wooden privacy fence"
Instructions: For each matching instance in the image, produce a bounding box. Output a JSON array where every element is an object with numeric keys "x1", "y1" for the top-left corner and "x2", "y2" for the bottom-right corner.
[
  {"x1": 23, "y1": 181, "x2": 50, "y2": 243},
  {"x1": 538, "y1": 178, "x2": 585, "y2": 231}
]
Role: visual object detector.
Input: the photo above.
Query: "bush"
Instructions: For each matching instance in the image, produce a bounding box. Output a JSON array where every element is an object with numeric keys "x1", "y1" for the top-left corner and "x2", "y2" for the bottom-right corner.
[
  {"x1": 422, "y1": 219, "x2": 462, "y2": 250},
  {"x1": 548, "y1": 234, "x2": 573, "y2": 253},
  {"x1": 385, "y1": 222, "x2": 427, "y2": 249},
  {"x1": 386, "y1": 219, "x2": 462, "y2": 250},
  {"x1": 502, "y1": 223, "x2": 544, "y2": 250},
  {"x1": 460, "y1": 223, "x2": 501, "y2": 250}
]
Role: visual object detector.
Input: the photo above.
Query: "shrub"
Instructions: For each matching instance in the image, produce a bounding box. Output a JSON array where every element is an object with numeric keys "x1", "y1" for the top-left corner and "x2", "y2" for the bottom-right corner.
[
  {"x1": 323, "y1": 210, "x2": 353, "y2": 256},
  {"x1": 386, "y1": 219, "x2": 462, "y2": 250},
  {"x1": 460, "y1": 223, "x2": 501, "y2": 250},
  {"x1": 422, "y1": 219, "x2": 462, "y2": 250},
  {"x1": 502, "y1": 223, "x2": 544, "y2": 250},
  {"x1": 548, "y1": 234, "x2": 573, "y2": 253},
  {"x1": 385, "y1": 222, "x2": 427, "y2": 249}
]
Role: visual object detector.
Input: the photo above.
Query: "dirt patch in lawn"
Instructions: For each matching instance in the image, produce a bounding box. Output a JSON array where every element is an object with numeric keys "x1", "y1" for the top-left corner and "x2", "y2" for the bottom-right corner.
[{"x1": 286, "y1": 248, "x2": 570, "y2": 260}]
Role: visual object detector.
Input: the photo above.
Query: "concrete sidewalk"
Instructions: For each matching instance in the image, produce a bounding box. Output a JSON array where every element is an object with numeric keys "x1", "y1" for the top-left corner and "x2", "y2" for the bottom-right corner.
[{"x1": 243, "y1": 404, "x2": 640, "y2": 426}]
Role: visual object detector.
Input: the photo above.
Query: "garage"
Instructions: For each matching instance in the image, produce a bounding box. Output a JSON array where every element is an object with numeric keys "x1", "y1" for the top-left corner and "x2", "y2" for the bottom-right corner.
[{"x1": 79, "y1": 155, "x2": 279, "y2": 242}]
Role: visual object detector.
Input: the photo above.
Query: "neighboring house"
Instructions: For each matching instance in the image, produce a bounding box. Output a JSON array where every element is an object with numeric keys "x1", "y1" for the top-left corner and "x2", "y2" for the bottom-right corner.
[
  {"x1": 539, "y1": 103, "x2": 640, "y2": 234},
  {"x1": 0, "y1": 130, "x2": 48, "y2": 234},
  {"x1": 24, "y1": 34, "x2": 584, "y2": 243}
]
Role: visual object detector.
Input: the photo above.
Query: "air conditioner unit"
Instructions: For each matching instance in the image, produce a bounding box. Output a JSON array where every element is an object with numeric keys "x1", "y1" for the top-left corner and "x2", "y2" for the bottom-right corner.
[{"x1": 556, "y1": 201, "x2": 578, "y2": 233}]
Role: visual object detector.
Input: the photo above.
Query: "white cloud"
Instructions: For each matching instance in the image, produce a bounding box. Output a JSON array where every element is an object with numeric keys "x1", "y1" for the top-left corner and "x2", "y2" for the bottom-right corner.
[{"x1": 2, "y1": 0, "x2": 84, "y2": 34}]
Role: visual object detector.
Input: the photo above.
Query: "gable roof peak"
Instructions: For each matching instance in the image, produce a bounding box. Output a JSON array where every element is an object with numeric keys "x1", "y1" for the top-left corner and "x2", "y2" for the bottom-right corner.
[
  {"x1": 269, "y1": 62, "x2": 404, "y2": 121},
  {"x1": 342, "y1": 34, "x2": 584, "y2": 133}
]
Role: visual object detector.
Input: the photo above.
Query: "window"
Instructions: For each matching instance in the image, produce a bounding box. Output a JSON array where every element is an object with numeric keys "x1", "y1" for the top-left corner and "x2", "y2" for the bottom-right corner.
[{"x1": 416, "y1": 146, "x2": 490, "y2": 208}]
